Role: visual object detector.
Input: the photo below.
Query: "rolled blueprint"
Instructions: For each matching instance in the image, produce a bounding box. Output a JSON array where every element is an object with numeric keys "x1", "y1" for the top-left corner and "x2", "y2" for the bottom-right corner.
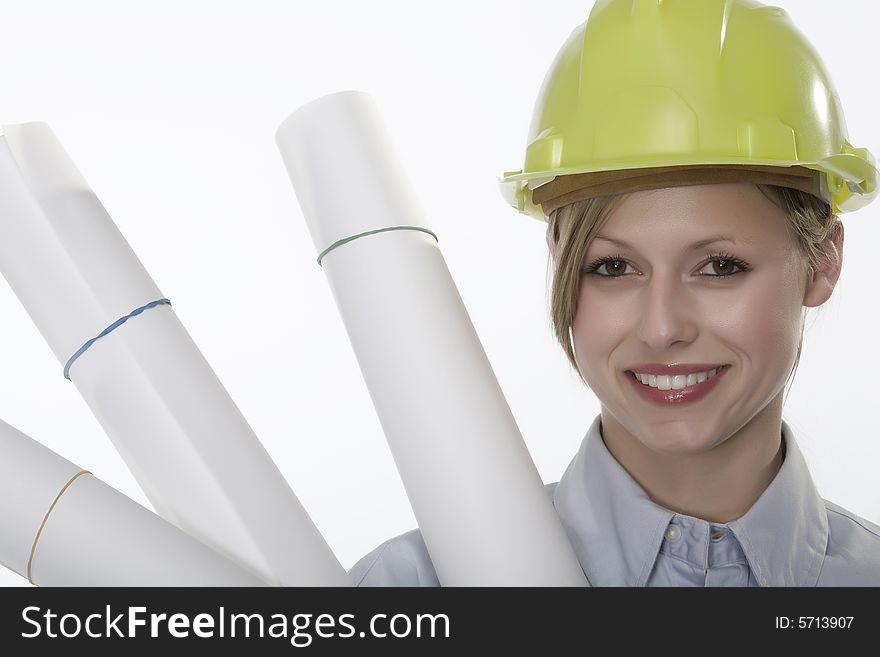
[
  {"x1": 0, "y1": 122, "x2": 351, "y2": 587},
  {"x1": 275, "y1": 90, "x2": 588, "y2": 586},
  {"x1": 0, "y1": 418, "x2": 267, "y2": 586}
]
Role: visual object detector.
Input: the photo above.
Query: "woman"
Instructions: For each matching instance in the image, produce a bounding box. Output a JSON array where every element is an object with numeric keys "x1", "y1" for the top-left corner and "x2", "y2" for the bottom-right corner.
[{"x1": 349, "y1": 0, "x2": 880, "y2": 586}]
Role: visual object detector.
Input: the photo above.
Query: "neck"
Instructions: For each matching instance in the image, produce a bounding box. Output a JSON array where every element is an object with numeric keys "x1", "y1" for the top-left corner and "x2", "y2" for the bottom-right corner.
[{"x1": 599, "y1": 396, "x2": 786, "y2": 524}]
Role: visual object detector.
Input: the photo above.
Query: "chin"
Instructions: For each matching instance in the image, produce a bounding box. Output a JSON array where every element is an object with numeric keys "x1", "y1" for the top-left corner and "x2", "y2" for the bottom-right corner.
[{"x1": 634, "y1": 421, "x2": 722, "y2": 456}]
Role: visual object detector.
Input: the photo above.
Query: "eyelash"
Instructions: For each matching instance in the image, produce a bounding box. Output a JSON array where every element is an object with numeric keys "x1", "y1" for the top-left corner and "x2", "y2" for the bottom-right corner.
[{"x1": 581, "y1": 251, "x2": 751, "y2": 279}]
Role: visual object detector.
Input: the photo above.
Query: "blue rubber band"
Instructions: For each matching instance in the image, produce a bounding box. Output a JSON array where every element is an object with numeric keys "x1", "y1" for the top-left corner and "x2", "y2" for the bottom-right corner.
[
  {"x1": 316, "y1": 226, "x2": 438, "y2": 266},
  {"x1": 63, "y1": 298, "x2": 172, "y2": 380}
]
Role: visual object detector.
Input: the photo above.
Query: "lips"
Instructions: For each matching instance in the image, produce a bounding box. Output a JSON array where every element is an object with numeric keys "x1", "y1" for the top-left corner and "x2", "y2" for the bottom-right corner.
[
  {"x1": 625, "y1": 362, "x2": 727, "y2": 376},
  {"x1": 625, "y1": 365, "x2": 730, "y2": 406}
]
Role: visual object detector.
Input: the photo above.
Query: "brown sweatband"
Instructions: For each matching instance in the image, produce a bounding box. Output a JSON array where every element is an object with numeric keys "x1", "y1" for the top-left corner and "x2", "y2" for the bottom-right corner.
[{"x1": 530, "y1": 164, "x2": 824, "y2": 216}]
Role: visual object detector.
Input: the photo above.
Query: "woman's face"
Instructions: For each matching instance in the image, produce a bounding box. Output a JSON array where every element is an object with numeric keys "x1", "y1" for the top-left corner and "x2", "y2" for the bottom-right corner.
[{"x1": 568, "y1": 183, "x2": 832, "y2": 455}]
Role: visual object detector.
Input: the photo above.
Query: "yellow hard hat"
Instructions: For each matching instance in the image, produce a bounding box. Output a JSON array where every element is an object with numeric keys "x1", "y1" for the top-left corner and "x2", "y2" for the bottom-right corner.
[{"x1": 498, "y1": 0, "x2": 877, "y2": 221}]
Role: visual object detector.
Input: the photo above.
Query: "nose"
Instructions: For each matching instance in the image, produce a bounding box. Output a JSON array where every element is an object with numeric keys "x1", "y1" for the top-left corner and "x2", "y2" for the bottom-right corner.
[{"x1": 636, "y1": 271, "x2": 699, "y2": 351}]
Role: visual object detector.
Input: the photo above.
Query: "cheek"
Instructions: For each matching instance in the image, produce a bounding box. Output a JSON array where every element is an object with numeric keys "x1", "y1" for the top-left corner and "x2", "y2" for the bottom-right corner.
[
  {"x1": 718, "y1": 270, "x2": 803, "y2": 361},
  {"x1": 570, "y1": 286, "x2": 633, "y2": 377}
]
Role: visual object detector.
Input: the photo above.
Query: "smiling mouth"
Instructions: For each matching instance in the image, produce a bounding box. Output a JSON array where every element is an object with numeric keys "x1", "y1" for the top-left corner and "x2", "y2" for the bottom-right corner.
[
  {"x1": 623, "y1": 364, "x2": 730, "y2": 406},
  {"x1": 627, "y1": 365, "x2": 729, "y2": 390}
]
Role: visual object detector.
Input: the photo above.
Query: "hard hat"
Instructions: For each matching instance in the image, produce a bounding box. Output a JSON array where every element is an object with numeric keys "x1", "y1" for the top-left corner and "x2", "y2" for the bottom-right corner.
[{"x1": 498, "y1": 0, "x2": 878, "y2": 221}]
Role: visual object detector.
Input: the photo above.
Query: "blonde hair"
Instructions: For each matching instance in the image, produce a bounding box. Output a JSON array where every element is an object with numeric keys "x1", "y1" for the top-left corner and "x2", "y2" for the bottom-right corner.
[{"x1": 544, "y1": 184, "x2": 842, "y2": 401}]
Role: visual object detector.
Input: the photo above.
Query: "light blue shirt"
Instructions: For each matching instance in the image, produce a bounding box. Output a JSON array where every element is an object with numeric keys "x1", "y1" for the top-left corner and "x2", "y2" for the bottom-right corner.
[{"x1": 348, "y1": 414, "x2": 880, "y2": 586}]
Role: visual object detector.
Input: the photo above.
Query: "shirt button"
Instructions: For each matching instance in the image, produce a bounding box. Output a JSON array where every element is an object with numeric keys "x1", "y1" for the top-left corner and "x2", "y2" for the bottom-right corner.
[{"x1": 664, "y1": 524, "x2": 682, "y2": 542}]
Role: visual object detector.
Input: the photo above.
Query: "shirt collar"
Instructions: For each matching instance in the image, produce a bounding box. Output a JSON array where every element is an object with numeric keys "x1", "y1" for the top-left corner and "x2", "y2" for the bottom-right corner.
[{"x1": 553, "y1": 413, "x2": 829, "y2": 586}]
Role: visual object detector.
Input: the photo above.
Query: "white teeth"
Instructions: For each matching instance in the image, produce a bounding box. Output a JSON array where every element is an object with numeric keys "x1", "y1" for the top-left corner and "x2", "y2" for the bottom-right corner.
[{"x1": 634, "y1": 367, "x2": 720, "y2": 389}]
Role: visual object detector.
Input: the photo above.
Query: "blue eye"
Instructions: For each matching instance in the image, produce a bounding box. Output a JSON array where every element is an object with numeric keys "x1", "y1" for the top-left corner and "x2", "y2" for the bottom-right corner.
[{"x1": 581, "y1": 251, "x2": 751, "y2": 279}]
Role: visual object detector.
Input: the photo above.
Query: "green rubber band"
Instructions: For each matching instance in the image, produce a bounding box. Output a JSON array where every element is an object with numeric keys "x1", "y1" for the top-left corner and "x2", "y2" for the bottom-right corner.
[{"x1": 316, "y1": 226, "x2": 438, "y2": 266}]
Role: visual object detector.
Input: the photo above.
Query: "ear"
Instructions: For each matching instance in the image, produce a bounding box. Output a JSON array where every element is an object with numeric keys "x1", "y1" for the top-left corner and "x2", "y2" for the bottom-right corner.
[{"x1": 802, "y1": 220, "x2": 844, "y2": 307}]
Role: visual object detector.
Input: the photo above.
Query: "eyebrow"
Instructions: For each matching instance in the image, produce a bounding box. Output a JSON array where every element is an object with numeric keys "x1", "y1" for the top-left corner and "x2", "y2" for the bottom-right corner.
[{"x1": 593, "y1": 234, "x2": 752, "y2": 250}]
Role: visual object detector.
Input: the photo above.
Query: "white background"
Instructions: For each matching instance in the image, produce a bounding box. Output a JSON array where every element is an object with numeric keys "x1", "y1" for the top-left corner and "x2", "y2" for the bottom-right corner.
[{"x1": 0, "y1": 0, "x2": 878, "y2": 587}]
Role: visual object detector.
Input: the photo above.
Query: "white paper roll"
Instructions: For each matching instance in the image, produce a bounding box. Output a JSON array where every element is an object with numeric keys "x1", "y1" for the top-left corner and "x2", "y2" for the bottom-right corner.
[
  {"x1": 275, "y1": 90, "x2": 588, "y2": 586},
  {"x1": 0, "y1": 418, "x2": 268, "y2": 586},
  {"x1": 0, "y1": 122, "x2": 351, "y2": 587}
]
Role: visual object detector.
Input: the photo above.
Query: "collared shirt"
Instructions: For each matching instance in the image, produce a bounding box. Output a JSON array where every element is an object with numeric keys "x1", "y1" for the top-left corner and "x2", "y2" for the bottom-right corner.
[{"x1": 348, "y1": 414, "x2": 880, "y2": 586}]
